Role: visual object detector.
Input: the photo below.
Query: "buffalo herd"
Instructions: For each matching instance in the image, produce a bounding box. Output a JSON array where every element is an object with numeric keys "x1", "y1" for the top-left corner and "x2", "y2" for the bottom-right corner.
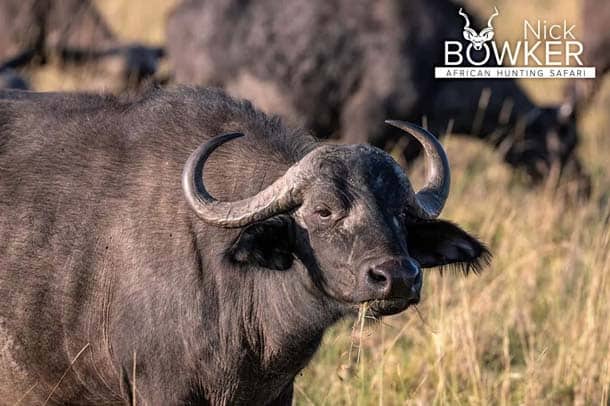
[
  {"x1": 0, "y1": 0, "x2": 602, "y2": 404},
  {"x1": 0, "y1": 0, "x2": 601, "y2": 190},
  {"x1": 167, "y1": 0, "x2": 585, "y2": 188}
]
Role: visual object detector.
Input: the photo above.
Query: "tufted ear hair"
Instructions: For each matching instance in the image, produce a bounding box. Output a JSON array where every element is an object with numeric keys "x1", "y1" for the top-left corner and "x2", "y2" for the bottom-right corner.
[
  {"x1": 227, "y1": 215, "x2": 295, "y2": 270},
  {"x1": 406, "y1": 219, "x2": 491, "y2": 274}
]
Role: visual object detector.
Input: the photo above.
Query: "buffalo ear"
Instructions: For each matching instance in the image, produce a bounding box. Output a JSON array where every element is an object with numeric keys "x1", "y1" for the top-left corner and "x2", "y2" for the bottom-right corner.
[
  {"x1": 228, "y1": 215, "x2": 295, "y2": 270},
  {"x1": 406, "y1": 220, "x2": 491, "y2": 274}
]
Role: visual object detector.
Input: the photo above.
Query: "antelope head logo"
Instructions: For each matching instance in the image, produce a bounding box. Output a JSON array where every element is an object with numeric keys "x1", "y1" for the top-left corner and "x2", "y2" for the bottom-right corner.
[{"x1": 459, "y1": 7, "x2": 499, "y2": 50}]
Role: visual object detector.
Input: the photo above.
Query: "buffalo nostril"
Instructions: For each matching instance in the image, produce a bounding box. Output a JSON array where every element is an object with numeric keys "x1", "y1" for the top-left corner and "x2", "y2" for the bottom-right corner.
[
  {"x1": 361, "y1": 259, "x2": 421, "y2": 301},
  {"x1": 367, "y1": 268, "x2": 389, "y2": 284}
]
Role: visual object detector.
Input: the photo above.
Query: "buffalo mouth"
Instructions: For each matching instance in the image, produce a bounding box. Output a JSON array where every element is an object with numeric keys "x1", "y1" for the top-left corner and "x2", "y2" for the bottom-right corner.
[{"x1": 368, "y1": 297, "x2": 417, "y2": 317}]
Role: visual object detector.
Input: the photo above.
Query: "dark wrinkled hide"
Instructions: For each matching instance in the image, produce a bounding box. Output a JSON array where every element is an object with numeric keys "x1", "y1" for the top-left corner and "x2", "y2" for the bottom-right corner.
[
  {"x1": 0, "y1": 86, "x2": 488, "y2": 404},
  {"x1": 167, "y1": 0, "x2": 588, "y2": 190},
  {"x1": 0, "y1": 0, "x2": 163, "y2": 89}
]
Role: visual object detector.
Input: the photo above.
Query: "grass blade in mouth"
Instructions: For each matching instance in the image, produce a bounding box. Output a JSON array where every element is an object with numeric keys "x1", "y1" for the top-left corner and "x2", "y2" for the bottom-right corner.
[{"x1": 343, "y1": 302, "x2": 369, "y2": 376}]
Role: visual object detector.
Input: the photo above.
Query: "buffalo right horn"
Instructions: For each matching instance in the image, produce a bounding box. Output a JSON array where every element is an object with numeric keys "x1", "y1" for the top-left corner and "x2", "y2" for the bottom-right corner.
[
  {"x1": 182, "y1": 132, "x2": 320, "y2": 228},
  {"x1": 385, "y1": 121, "x2": 451, "y2": 219}
]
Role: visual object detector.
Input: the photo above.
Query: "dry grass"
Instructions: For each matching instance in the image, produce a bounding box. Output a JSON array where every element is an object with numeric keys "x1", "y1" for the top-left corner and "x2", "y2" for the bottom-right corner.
[{"x1": 27, "y1": 0, "x2": 610, "y2": 404}]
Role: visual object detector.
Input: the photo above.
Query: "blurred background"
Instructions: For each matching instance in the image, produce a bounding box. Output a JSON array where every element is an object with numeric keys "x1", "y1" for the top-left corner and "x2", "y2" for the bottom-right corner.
[{"x1": 2, "y1": 0, "x2": 609, "y2": 404}]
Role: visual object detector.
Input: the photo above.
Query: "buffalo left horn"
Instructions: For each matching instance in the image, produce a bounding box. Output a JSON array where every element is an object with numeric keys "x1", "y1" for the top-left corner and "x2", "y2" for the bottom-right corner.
[{"x1": 385, "y1": 120, "x2": 451, "y2": 218}]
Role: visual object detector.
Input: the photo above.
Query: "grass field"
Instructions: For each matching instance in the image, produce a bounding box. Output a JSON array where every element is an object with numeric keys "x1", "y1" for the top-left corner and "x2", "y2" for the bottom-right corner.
[{"x1": 32, "y1": 0, "x2": 610, "y2": 404}]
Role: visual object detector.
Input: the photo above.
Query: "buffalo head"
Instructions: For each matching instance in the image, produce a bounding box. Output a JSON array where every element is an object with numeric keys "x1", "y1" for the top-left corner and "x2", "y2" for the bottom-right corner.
[{"x1": 182, "y1": 121, "x2": 489, "y2": 316}]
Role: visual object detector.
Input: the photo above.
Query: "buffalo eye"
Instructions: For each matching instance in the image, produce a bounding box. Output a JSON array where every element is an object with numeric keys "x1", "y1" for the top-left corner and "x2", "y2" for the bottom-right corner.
[{"x1": 315, "y1": 207, "x2": 332, "y2": 219}]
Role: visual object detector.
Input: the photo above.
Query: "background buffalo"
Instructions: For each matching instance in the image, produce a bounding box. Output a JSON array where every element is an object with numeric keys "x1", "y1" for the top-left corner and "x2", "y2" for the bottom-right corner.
[
  {"x1": 167, "y1": 0, "x2": 590, "y2": 194},
  {"x1": 0, "y1": 0, "x2": 164, "y2": 91}
]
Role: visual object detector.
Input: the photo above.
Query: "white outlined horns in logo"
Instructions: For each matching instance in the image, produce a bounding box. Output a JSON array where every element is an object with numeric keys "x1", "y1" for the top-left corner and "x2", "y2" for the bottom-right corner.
[
  {"x1": 436, "y1": 6, "x2": 595, "y2": 78},
  {"x1": 458, "y1": 7, "x2": 499, "y2": 50}
]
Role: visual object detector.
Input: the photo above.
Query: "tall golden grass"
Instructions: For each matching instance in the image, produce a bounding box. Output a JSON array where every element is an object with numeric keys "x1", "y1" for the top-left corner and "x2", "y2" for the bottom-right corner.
[{"x1": 30, "y1": 0, "x2": 610, "y2": 404}]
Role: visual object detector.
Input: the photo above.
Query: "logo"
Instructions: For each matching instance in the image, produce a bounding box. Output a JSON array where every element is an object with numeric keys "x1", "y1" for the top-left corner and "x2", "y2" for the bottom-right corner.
[
  {"x1": 434, "y1": 7, "x2": 596, "y2": 79},
  {"x1": 459, "y1": 7, "x2": 498, "y2": 51}
]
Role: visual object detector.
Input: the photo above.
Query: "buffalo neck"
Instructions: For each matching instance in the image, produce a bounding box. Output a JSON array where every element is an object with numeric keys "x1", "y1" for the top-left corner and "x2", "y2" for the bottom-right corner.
[{"x1": 183, "y1": 220, "x2": 344, "y2": 403}]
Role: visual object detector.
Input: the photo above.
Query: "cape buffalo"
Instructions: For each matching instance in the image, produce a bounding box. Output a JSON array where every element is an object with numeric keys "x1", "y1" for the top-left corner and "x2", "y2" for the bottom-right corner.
[
  {"x1": 167, "y1": 0, "x2": 589, "y2": 193},
  {"x1": 0, "y1": 86, "x2": 489, "y2": 404},
  {"x1": 0, "y1": 0, "x2": 163, "y2": 90}
]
